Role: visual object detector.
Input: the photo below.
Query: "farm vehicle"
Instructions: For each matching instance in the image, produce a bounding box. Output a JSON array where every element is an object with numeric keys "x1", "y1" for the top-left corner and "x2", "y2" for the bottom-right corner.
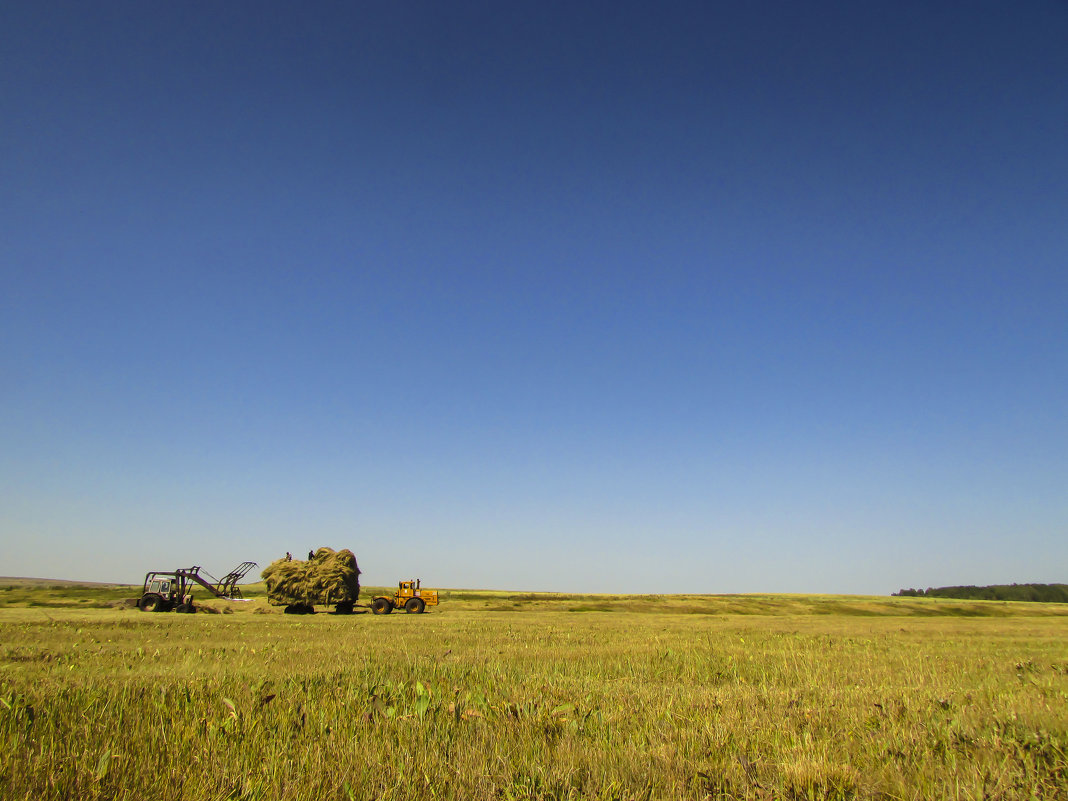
[
  {"x1": 135, "y1": 549, "x2": 439, "y2": 616},
  {"x1": 370, "y1": 579, "x2": 439, "y2": 614},
  {"x1": 262, "y1": 547, "x2": 362, "y2": 614},
  {"x1": 137, "y1": 562, "x2": 258, "y2": 613},
  {"x1": 261, "y1": 548, "x2": 439, "y2": 615}
]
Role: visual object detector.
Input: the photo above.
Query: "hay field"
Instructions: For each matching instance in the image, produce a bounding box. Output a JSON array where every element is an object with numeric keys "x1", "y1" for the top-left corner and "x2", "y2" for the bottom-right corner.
[{"x1": 1, "y1": 583, "x2": 1066, "y2": 800}]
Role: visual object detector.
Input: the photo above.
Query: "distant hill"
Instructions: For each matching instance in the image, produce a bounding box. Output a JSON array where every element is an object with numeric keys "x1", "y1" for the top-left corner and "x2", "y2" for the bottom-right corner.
[
  {"x1": 893, "y1": 584, "x2": 1068, "y2": 603},
  {"x1": 0, "y1": 576, "x2": 131, "y2": 588}
]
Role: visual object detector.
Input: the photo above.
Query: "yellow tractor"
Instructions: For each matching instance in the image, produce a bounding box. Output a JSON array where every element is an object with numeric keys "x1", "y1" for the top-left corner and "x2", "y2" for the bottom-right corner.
[{"x1": 371, "y1": 579, "x2": 438, "y2": 614}]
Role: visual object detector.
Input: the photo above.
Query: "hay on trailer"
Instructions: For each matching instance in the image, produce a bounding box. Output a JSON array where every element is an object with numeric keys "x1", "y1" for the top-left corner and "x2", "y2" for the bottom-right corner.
[{"x1": 261, "y1": 547, "x2": 361, "y2": 607}]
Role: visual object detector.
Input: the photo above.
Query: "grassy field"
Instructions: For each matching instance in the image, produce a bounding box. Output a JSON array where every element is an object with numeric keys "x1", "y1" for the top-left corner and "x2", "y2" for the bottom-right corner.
[{"x1": 1, "y1": 581, "x2": 1066, "y2": 800}]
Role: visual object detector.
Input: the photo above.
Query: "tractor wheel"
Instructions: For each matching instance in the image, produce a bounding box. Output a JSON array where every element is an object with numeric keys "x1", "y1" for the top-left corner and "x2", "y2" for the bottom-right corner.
[
  {"x1": 371, "y1": 597, "x2": 393, "y2": 615},
  {"x1": 138, "y1": 593, "x2": 166, "y2": 612},
  {"x1": 405, "y1": 597, "x2": 426, "y2": 614},
  {"x1": 284, "y1": 603, "x2": 314, "y2": 615},
  {"x1": 334, "y1": 600, "x2": 354, "y2": 615},
  {"x1": 175, "y1": 603, "x2": 196, "y2": 614}
]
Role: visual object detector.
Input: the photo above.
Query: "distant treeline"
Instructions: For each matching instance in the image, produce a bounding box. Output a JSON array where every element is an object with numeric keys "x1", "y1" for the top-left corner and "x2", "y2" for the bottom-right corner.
[{"x1": 893, "y1": 584, "x2": 1068, "y2": 603}]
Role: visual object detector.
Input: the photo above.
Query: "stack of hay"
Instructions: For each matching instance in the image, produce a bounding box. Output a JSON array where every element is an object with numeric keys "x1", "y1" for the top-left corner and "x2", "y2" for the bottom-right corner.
[{"x1": 261, "y1": 547, "x2": 361, "y2": 606}]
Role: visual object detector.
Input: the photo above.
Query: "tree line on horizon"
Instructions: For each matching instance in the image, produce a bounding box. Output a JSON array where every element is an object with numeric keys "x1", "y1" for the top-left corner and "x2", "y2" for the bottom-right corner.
[{"x1": 892, "y1": 583, "x2": 1068, "y2": 603}]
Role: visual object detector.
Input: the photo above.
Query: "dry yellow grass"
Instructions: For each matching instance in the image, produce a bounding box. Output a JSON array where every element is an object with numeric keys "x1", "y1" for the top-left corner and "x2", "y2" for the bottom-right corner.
[{"x1": 1, "y1": 586, "x2": 1066, "y2": 799}]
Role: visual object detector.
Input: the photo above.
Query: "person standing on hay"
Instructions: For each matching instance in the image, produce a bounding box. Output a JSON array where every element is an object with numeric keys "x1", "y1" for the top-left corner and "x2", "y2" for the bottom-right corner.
[
  {"x1": 285, "y1": 552, "x2": 292, "y2": 561},
  {"x1": 308, "y1": 550, "x2": 314, "y2": 560}
]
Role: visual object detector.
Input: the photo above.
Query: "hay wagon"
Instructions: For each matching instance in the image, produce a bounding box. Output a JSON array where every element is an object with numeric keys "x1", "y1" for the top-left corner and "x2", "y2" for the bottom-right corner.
[{"x1": 261, "y1": 547, "x2": 362, "y2": 614}]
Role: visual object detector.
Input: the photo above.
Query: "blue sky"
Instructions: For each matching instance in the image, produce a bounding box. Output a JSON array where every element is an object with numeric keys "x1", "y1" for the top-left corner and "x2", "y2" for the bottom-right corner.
[{"x1": 2, "y1": 1, "x2": 1066, "y2": 593}]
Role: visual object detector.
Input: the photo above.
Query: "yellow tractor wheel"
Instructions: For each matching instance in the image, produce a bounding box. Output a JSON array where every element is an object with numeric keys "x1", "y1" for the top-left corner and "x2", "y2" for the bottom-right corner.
[
  {"x1": 372, "y1": 597, "x2": 393, "y2": 615},
  {"x1": 404, "y1": 597, "x2": 426, "y2": 614}
]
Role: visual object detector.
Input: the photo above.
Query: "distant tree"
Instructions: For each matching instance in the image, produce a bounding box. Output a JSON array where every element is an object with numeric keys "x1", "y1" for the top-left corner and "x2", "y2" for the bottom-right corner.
[{"x1": 892, "y1": 584, "x2": 1068, "y2": 603}]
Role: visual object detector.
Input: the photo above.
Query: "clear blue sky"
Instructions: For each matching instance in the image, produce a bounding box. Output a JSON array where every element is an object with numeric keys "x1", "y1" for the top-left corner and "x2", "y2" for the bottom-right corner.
[{"x1": 2, "y1": 1, "x2": 1066, "y2": 593}]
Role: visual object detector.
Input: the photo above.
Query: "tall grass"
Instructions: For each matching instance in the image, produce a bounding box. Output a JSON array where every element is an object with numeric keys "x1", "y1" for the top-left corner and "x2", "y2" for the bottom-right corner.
[{"x1": 1, "y1": 595, "x2": 1066, "y2": 799}]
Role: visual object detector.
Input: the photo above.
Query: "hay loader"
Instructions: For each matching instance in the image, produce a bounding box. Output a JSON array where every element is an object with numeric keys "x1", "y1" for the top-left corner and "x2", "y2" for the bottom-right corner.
[
  {"x1": 137, "y1": 562, "x2": 257, "y2": 613},
  {"x1": 370, "y1": 579, "x2": 438, "y2": 614}
]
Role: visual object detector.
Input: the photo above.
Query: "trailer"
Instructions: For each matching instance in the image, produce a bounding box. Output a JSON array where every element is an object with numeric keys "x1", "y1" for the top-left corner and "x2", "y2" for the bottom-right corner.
[{"x1": 261, "y1": 548, "x2": 361, "y2": 614}]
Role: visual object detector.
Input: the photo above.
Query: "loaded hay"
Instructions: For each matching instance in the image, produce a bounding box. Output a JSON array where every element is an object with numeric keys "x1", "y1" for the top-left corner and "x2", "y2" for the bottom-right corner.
[{"x1": 261, "y1": 547, "x2": 361, "y2": 610}]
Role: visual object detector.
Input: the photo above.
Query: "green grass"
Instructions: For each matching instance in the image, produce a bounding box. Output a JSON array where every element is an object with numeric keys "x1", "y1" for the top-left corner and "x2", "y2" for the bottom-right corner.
[
  {"x1": 0, "y1": 579, "x2": 136, "y2": 609},
  {"x1": 1, "y1": 580, "x2": 1066, "y2": 800}
]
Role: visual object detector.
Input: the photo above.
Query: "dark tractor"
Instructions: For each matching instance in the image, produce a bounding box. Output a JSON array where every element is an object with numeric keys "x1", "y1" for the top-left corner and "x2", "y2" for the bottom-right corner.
[{"x1": 137, "y1": 562, "x2": 257, "y2": 613}]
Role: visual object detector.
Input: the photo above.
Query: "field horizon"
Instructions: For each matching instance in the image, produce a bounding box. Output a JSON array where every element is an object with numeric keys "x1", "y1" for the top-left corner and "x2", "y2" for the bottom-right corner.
[{"x1": 3, "y1": 576, "x2": 1068, "y2": 620}]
